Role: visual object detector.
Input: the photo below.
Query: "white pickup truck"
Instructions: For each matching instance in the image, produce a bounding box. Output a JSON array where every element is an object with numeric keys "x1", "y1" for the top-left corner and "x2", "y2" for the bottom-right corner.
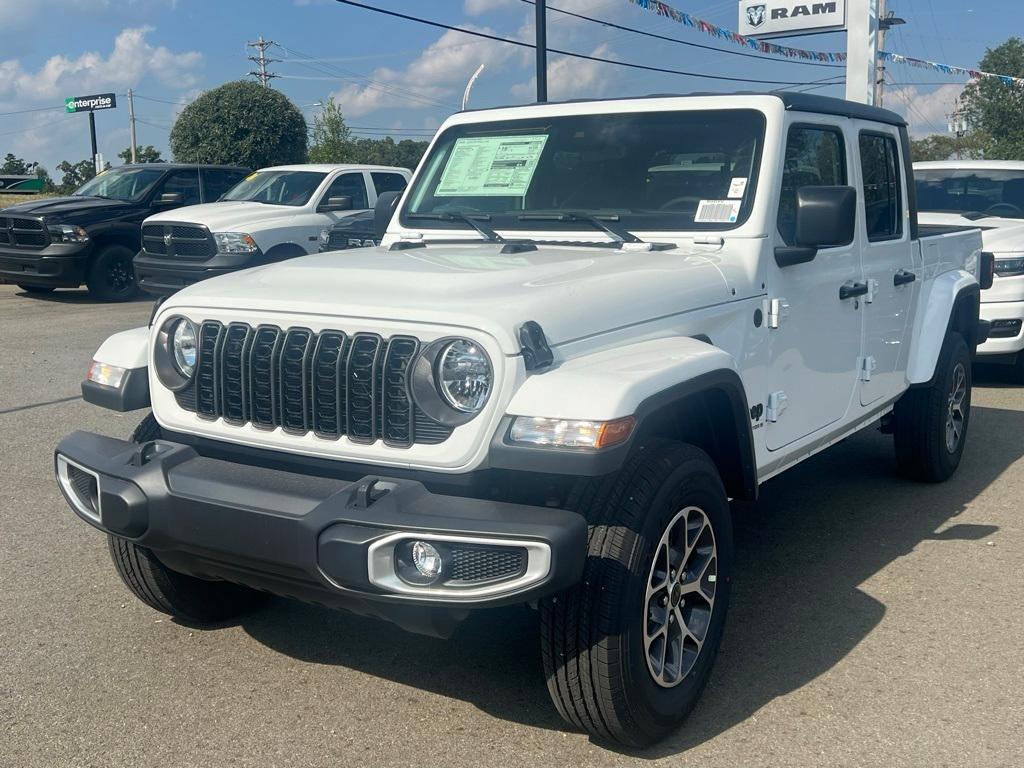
[
  {"x1": 916, "y1": 160, "x2": 1024, "y2": 380},
  {"x1": 133, "y1": 163, "x2": 410, "y2": 296},
  {"x1": 58, "y1": 93, "x2": 988, "y2": 747}
]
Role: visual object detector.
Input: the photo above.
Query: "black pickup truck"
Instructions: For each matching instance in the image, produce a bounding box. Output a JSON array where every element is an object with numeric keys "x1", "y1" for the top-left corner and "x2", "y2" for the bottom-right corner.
[{"x1": 0, "y1": 163, "x2": 248, "y2": 301}]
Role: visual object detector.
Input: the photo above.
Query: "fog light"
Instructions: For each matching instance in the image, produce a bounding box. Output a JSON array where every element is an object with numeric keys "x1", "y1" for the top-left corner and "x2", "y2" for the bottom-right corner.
[{"x1": 395, "y1": 540, "x2": 446, "y2": 586}]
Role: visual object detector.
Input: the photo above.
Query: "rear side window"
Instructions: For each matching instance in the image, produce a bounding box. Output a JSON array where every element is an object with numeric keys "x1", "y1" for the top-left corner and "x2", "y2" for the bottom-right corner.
[
  {"x1": 202, "y1": 169, "x2": 248, "y2": 201},
  {"x1": 859, "y1": 132, "x2": 903, "y2": 241},
  {"x1": 156, "y1": 170, "x2": 201, "y2": 206},
  {"x1": 778, "y1": 126, "x2": 846, "y2": 245},
  {"x1": 372, "y1": 172, "x2": 408, "y2": 196},
  {"x1": 323, "y1": 173, "x2": 369, "y2": 209}
]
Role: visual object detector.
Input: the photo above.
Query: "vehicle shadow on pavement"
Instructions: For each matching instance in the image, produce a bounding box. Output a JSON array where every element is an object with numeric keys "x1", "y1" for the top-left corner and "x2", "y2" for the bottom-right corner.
[
  {"x1": 11, "y1": 288, "x2": 150, "y2": 304},
  {"x1": 239, "y1": 403, "x2": 1018, "y2": 754}
]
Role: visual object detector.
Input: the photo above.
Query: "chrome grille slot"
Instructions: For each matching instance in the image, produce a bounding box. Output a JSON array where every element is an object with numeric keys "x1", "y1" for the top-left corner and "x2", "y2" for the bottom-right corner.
[
  {"x1": 173, "y1": 323, "x2": 451, "y2": 447},
  {"x1": 220, "y1": 324, "x2": 251, "y2": 425},
  {"x1": 279, "y1": 328, "x2": 313, "y2": 434},
  {"x1": 196, "y1": 321, "x2": 224, "y2": 419}
]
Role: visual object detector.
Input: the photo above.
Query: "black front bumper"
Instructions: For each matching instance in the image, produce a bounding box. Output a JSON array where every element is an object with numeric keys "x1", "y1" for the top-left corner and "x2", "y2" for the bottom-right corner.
[
  {"x1": 55, "y1": 431, "x2": 587, "y2": 636},
  {"x1": 0, "y1": 243, "x2": 90, "y2": 287},
  {"x1": 134, "y1": 251, "x2": 256, "y2": 296}
]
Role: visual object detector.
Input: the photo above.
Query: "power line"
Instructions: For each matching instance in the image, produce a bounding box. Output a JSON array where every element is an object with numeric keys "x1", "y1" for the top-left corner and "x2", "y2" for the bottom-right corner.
[
  {"x1": 0, "y1": 105, "x2": 65, "y2": 118},
  {"x1": 330, "y1": 0, "x2": 832, "y2": 87},
  {"x1": 520, "y1": 0, "x2": 844, "y2": 68}
]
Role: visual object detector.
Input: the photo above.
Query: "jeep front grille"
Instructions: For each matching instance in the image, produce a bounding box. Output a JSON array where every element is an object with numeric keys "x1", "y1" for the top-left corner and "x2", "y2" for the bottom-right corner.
[
  {"x1": 175, "y1": 321, "x2": 452, "y2": 447},
  {"x1": 0, "y1": 216, "x2": 48, "y2": 249},
  {"x1": 142, "y1": 223, "x2": 217, "y2": 260}
]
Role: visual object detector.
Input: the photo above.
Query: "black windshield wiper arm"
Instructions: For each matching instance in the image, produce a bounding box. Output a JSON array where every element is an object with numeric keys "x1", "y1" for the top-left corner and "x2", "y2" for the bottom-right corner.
[
  {"x1": 408, "y1": 211, "x2": 505, "y2": 243},
  {"x1": 517, "y1": 212, "x2": 643, "y2": 244}
]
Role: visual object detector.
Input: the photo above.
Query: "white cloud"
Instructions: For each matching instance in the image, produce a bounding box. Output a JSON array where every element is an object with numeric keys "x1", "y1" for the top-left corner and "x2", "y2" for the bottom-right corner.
[
  {"x1": 885, "y1": 83, "x2": 964, "y2": 137},
  {"x1": 510, "y1": 43, "x2": 620, "y2": 101},
  {"x1": 0, "y1": 27, "x2": 203, "y2": 102},
  {"x1": 464, "y1": 0, "x2": 517, "y2": 14}
]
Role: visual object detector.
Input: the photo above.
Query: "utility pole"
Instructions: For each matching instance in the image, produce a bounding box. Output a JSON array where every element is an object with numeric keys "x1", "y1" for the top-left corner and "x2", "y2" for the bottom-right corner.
[
  {"x1": 127, "y1": 88, "x2": 138, "y2": 164},
  {"x1": 535, "y1": 0, "x2": 547, "y2": 102},
  {"x1": 247, "y1": 35, "x2": 279, "y2": 87},
  {"x1": 874, "y1": 2, "x2": 907, "y2": 106},
  {"x1": 948, "y1": 98, "x2": 969, "y2": 159}
]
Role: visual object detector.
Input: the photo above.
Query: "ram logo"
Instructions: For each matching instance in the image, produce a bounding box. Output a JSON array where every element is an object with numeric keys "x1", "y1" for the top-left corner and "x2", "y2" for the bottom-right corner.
[{"x1": 746, "y1": 4, "x2": 767, "y2": 27}]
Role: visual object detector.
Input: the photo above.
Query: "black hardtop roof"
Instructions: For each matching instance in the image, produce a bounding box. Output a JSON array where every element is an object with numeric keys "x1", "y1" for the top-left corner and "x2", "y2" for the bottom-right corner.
[
  {"x1": 463, "y1": 91, "x2": 907, "y2": 128},
  {"x1": 119, "y1": 163, "x2": 251, "y2": 171}
]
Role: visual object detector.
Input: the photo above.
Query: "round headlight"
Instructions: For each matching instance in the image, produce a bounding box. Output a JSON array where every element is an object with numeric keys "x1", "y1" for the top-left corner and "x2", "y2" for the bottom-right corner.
[
  {"x1": 436, "y1": 339, "x2": 491, "y2": 413},
  {"x1": 172, "y1": 319, "x2": 197, "y2": 376}
]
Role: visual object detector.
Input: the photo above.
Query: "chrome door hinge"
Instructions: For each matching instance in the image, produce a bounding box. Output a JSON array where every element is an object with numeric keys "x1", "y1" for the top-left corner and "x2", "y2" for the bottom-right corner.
[
  {"x1": 858, "y1": 355, "x2": 877, "y2": 382},
  {"x1": 764, "y1": 297, "x2": 790, "y2": 329},
  {"x1": 766, "y1": 391, "x2": 788, "y2": 422}
]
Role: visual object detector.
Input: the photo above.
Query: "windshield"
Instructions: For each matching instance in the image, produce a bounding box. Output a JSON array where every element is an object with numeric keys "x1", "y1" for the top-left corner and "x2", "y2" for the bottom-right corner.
[
  {"x1": 221, "y1": 170, "x2": 327, "y2": 206},
  {"x1": 73, "y1": 166, "x2": 165, "y2": 201},
  {"x1": 401, "y1": 109, "x2": 765, "y2": 233},
  {"x1": 916, "y1": 169, "x2": 1024, "y2": 219}
]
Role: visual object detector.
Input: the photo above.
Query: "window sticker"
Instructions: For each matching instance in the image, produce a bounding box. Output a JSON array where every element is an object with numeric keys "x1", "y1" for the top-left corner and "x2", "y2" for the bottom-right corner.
[
  {"x1": 695, "y1": 199, "x2": 743, "y2": 223},
  {"x1": 727, "y1": 177, "x2": 748, "y2": 198},
  {"x1": 435, "y1": 135, "x2": 549, "y2": 197}
]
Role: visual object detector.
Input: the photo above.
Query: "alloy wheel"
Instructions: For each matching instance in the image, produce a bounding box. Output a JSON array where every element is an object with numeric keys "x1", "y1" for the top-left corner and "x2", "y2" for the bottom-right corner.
[{"x1": 945, "y1": 361, "x2": 967, "y2": 454}]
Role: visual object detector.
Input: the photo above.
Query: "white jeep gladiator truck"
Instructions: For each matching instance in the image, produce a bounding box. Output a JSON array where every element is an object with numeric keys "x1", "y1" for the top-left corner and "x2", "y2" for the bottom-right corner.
[
  {"x1": 57, "y1": 93, "x2": 989, "y2": 747},
  {"x1": 916, "y1": 160, "x2": 1024, "y2": 380},
  {"x1": 132, "y1": 163, "x2": 410, "y2": 296}
]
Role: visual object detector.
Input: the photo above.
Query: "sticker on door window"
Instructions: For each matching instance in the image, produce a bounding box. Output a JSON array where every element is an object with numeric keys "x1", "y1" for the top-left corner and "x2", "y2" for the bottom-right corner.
[
  {"x1": 435, "y1": 135, "x2": 548, "y2": 197},
  {"x1": 695, "y1": 199, "x2": 742, "y2": 223},
  {"x1": 727, "y1": 177, "x2": 748, "y2": 198}
]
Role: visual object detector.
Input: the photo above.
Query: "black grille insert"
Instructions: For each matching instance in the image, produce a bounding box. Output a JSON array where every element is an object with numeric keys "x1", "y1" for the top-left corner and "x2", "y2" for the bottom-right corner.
[
  {"x1": 174, "y1": 323, "x2": 451, "y2": 447},
  {"x1": 0, "y1": 216, "x2": 49, "y2": 249},
  {"x1": 448, "y1": 546, "x2": 527, "y2": 584},
  {"x1": 142, "y1": 223, "x2": 216, "y2": 260}
]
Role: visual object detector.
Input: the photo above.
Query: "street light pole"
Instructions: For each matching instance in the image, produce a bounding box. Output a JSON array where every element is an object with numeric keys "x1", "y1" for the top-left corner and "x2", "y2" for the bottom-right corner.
[{"x1": 535, "y1": 0, "x2": 547, "y2": 102}]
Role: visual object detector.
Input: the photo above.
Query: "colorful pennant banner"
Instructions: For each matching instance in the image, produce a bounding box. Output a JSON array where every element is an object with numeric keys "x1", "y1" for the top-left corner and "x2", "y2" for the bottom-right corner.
[{"x1": 623, "y1": 0, "x2": 1024, "y2": 87}]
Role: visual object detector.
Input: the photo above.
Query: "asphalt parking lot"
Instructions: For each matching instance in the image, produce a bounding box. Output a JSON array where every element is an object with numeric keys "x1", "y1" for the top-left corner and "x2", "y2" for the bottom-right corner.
[{"x1": 1, "y1": 282, "x2": 1022, "y2": 768}]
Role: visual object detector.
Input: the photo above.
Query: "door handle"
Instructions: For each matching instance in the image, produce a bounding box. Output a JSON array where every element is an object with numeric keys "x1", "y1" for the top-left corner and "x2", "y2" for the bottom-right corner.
[
  {"x1": 839, "y1": 281, "x2": 869, "y2": 300},
  {"x1": 893, "y1": 269, "x2": 917, "y2": 286}
]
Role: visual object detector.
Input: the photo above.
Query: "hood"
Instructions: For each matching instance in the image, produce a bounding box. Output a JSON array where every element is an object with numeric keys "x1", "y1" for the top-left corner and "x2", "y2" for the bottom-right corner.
[
  {"x1": 167, "y1": 243, "x2": 735, "y2": 353},
  {"x1": 919, "y1": 211, "x2": 1024, "y2": 253},
  {"x1": 0, "y1": 195, "x2": 131, "y2": 220},
  {"x1": 146, "y1": 200, "x2": 297, "y2": 231}
]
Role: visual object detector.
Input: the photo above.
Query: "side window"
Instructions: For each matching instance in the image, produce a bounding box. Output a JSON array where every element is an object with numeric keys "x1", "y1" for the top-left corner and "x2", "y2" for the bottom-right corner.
[
  {"x1": 859, "y1": 132, "x2": 903, "y2": 241},
  {"x1": 322, "y1": 173, "x2": 369, "y2": 209},
  {"x1": 202, "y1": 169, "x2": 247, "y2": 202},
  {"x1": 778, "y1": 126, "x2": 846, "y2": 245},
  {"x1": 372, "y1": 172, "x2": 408, "y2": 196},
  {"x1": 155, "y1": 169, "x2": 201, "y2": 206}
]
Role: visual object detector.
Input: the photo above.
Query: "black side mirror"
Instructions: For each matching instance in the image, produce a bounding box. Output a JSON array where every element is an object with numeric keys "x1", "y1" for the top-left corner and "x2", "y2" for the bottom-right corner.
[
  {"x1": 155, "y1": 192, "x2": 184, "y2": 207},
  {"x1": 321, "y1": 195, "x2": 353, "y2": 212},
  {"x1": 374, "y1": 190, "x2": 402, "y2": 240},
  {"x1": 776, "y1": 186, "x2": 857, "y2": 267}
]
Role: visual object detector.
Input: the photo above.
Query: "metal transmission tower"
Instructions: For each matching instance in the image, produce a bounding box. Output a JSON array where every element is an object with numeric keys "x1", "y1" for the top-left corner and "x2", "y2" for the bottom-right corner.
[{"x1": 247, "y1": 35, "x2": 279, "y2": 87}]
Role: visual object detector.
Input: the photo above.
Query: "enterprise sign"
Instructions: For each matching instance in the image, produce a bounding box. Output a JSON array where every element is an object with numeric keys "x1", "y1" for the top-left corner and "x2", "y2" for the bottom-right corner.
[{"x1": 65, "y1": 93, "x2": 117, "y2": 113}]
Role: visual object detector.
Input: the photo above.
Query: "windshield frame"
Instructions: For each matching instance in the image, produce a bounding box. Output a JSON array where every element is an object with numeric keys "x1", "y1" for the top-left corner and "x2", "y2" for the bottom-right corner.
[
  {"x1": 915, "y1": 167, "x2": 1024, "y2": 219},
  {"x1": 72, "y1": 166, "x2": 167, "y2": 202},
  {"x1": 219, "y1": 169, "x2": 328, "y2": 207},
  {"x1": 398, "y1": 108, "x2": 767, "y2": 235}
]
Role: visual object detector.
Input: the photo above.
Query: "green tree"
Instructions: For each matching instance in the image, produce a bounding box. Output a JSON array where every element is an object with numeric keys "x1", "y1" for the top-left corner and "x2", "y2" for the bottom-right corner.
[
  {"x1": 308, "y1": 97, "x2": 354, "y2": 163},
  {"x1": 55, "y1": 159, "x2": 98, "y2": 195},
  {"x1": 908, "y1": 134, "x2": 988, "y2": 162},
  {"x1": 961, "y1": 37, "x2": 1024, "y2": 159},
  {"x1": 346, "y1": 136, "x2": 429, "y2": 169},
  {"x1": 1, "y1": 153, "x2": 36, "y2": 175},
  {"x1": 170, "y1": 80, "x2": 307, "y2": 168},
  {"x1": 34, "y1": 165, "x2": 55, "y2": 193},
  {"x1": 118, "y1": 144, "x2": 164, "y2": 164}
]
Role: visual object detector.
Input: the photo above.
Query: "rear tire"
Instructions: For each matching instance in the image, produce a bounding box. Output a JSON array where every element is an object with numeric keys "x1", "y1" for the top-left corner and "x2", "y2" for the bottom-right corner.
[
  {"x1": 540, "y1": 440, "x2": 733, "y2": 747},
  {"x1": 894, "y1": 332, "x2": 972, "y2": 482},
  {"x1": 18, "y1": 284, "x2": 55, "y2": 294},
  {"x1": 87, "y1": 244, "x2": 139, "y2": 302},
  {"x1": 105, "y1": 413, "x2": 268, "y2": 624}
]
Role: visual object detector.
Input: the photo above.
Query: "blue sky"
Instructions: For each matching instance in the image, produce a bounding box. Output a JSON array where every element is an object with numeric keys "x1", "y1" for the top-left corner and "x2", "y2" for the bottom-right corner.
[{"x1": 0, "y1": 0, "x2": 1020, "y2": 176}]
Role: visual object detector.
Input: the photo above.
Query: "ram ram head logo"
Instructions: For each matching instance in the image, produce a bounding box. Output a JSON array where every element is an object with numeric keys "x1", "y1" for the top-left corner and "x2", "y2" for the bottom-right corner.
[{"x1": 746, "y1": 4, "x2": 767, "y2": 27}]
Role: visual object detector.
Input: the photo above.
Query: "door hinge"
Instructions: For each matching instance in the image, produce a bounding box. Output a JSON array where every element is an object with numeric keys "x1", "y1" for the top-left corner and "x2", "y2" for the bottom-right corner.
[
  {"x1": 766, "y1": 391, "x2": 788, "y2": 422},
  {"x1": 764, "y1": 297, "x2": 790, "y2": 329},
  {"x1": 865, "y1": 279, "x2": 879, "y2": 304},
  {"x1": 858, "y1": 355, "x2": 877, "y2": 382}
]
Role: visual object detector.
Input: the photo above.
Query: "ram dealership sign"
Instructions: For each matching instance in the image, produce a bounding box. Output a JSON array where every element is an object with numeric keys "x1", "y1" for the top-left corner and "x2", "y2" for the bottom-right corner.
[{"x1": 738, "y1": 0, "x2": 847, "y2": 38}]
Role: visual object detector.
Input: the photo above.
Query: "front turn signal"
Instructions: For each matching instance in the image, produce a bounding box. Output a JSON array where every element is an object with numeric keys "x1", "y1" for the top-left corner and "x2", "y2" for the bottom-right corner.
[{"x1": 509, "y1": 415, "x2": 636, "y2": 449}]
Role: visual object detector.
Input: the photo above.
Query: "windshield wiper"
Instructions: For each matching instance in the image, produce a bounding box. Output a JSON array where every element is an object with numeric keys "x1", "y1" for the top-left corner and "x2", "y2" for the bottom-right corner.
[
  {"x1": 517, "y1": 212, "x2": 643, "y2": 244},
  {"x1": 407, "y1": 211, "x2": 505, "y2": 243}
]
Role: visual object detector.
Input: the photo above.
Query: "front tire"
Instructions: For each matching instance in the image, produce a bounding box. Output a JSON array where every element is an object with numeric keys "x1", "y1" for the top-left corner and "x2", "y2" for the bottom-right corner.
[
  {"x1": 87, "y1": 244, "x2": 139, "y2": 302},
  {"x1": 106, "y1": 413, "x2": 268, "y2": 624},
  {"x1": 540, "y1": 441, "x2": 733, "y2": 747},
  {"x1": 894, "y1": 332, "x2": 972, "y2": 482}
]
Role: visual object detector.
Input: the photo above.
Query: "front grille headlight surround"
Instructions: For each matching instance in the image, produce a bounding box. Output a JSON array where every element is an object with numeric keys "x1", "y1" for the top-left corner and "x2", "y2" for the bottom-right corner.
[
  {"x1": 409, "y1": 337, "x2": 493, "y2": 427},
  {"x1": 213, "y1": 231, "x2": 259, "y2": 254},
  {"x1": 154, "y1": 316, "x2": 198, "y2": 391}
]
